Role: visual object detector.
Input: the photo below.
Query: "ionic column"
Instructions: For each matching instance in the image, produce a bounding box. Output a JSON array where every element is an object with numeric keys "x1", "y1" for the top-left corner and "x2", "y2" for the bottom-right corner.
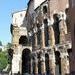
[
  {"x1": 34, "y1": 59, "x2": 38, "y2": 75},
  {"x1": 40, "y1": 24, "x2": 45, "y2": 48},
  {"x1": 48, "y1": 26, "x2": 55, "y2": 47},
  {"x1": 60, "y1": 53, "x2": 70, "y2": 75},
  {"x1": 49, "y1": 51, "x2": 55, "y2": 75},
  {"x1": 40, "y1": 54, "x2": 46, "y2": 75}
]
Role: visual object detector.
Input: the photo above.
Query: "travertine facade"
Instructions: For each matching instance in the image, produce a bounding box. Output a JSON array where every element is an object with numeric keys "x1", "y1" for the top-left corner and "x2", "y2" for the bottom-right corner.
[
  {"x1": 11, "y1": 10, "x2": 32, "y2": 75},
  {"x1": 11, "y1": 0, "x2": 72, "y2": 75},
  {"x1": 69, "y1": 0, "x2": 75, "y2": 74}
]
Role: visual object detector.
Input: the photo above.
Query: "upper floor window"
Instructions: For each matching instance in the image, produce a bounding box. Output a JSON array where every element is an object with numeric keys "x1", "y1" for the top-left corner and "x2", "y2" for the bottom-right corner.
[
  {"x1": 44, "y1": 19, "x2": 48, "y2": 25},
  {"x1": 43, "y1": 6, "x2": 47, "y2": 14}
]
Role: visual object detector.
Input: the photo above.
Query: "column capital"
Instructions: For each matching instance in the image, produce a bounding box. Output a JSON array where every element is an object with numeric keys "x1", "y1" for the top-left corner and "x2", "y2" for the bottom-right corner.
[
  {"x1": 40, "y1": 55, "x2": 45, "y2": 62},
  {"x1": 33, "y1": 27, "x2": 37, "y2": 33},
  {"x1": 48, "y1": 18, "x2": 54, "y2": 26},
  {"x1": 59, "y1": 12, "x2": 66, "y2": 21},
  {"x1": 28, "y1": 31, "x2": 32, "y2": 36}
]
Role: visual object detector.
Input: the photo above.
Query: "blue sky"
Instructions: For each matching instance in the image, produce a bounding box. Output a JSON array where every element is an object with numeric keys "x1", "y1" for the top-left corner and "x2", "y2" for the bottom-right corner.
[{"x1": 0, "y1": 0, "x2": 29, "y2": 45}]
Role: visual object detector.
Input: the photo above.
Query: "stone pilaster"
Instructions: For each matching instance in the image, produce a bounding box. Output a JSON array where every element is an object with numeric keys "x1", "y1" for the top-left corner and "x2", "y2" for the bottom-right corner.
[
  {"x1": 59, "y1": 13, "x2": 67, "y2": 44},
  {"x1": 48, "y1": 26, "x2": 55, "y2": 47},
  {"x1": 31, "y1": 59, "x2": 33, "y2": 75},
  {"x1": 40, "y1": 54, "x2": 46, "y2": 75},
  {"x1": 34, "y1": 59, "x2": 38, "y2": 75},
  {"x1": 33, "y1": 53, "x2": 38, "y2": 75},
  {"x1": 60, "y1": 53, "x2": 70, "y2": 75},
  {"x1": 12, "y1": 26, "x2": 19, "y2": 45},
  {"x1": 33, "y1": 27, "x2": 38, "y2": 48},
  {"x1": 40, "y1": 24, "x2": 45, "y2": 48},
  {"x1": 34, "y1": 33, "x2": 37, "y2": 48},
  {"x1": 49, "y1": 52, "x2": 55, "y2": 75},
  {"x1": 19, "y1": 59, "x2": 22, "y2": 74}
]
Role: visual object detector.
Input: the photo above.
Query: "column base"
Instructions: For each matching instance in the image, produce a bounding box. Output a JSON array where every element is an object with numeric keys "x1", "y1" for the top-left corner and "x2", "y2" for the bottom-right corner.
[
  {"x1": 70, "y1": 71, "x2": 75, "y2": 75},
  {"x1": 41, "y1": 73, "x2": 46, "y2": 75},
  {"x1": 34, "y1": 73, "x2": 38, "y2": 75}
]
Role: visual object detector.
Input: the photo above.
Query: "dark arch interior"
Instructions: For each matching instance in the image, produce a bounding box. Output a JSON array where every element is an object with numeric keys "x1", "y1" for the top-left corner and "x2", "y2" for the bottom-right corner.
[
  {"x1": 65, "y1": 8, "x2": 71, "y2": 33},
  {"x1": 53, "y1": 14, "x2": 60, "y2": 44},
  {"x1": 22, "y1": 49, "x2": 31, "y2": 75},
  {"x1": 19, "y1": 36, "x2": 28, "y2": 46},
  {"x1": 45, "y1": 53, "x2": 50, "y2": 74},
  {"x1": 55, "y1": 51, "x2": 61, "y2": 74},
  {"x1": 44, "y1": 19, "x2": 49, "y2": 46},
  {"x1": 37, "y1": 53, "x2": 41, "y2": 74}
]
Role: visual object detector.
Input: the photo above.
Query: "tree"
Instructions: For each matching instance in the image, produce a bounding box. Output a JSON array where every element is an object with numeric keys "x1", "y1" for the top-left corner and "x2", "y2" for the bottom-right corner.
[
  {"x1": 0, "y1": 52, "x2": 8, "y2": 71},
  {"x1": 6, "y1": 43, "x2": 12, "y2": 49},
  {"x1": 0, "y1": 41, "x2": 2, "y2": 52}
]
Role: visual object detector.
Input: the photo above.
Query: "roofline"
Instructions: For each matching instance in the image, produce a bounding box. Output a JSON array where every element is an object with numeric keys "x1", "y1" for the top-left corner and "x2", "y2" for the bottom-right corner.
[
  {"x1": 27, "y1": 0, "x2": 33, "y2": 6},
  {"x1": 12, "y1": 9, "x2": 27, "y2": 17},
  {"x1": 35, "y1": 0, "x2": 47, "y2": 10}
]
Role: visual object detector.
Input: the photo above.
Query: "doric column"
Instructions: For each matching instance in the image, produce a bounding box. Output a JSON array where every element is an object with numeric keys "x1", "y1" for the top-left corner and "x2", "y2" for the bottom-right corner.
[
  {"x1": 49, "y1": 50, "x2": 55, "y2": 75},
  {"x1": 33, "y1": 27, "x2": 38, "y2": 48},
  {"x1": 40, "y1": 53, "x2": 46, "y2": 75},
  {"x1": 40, "y1": 24, "x2": 45, "y2": 48},
  {"x1": 60, "y1": 52, "x2": 70, "y2": 75}
]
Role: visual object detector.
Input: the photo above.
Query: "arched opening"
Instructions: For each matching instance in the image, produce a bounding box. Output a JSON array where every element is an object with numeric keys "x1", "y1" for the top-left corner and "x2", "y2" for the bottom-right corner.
[
  {"x1": 19, "y1": 36, "x2": 28, "y2": 46},
  {"x1": 43, "y1": 6, "x2": 47, "y2": 14},
  {"x1": 44, "y1": 19, "x2": 49, "y2": 46},
  {"x1": 37, "y1": 24, "x2": 41, "y2": 47},
  {"x1": 55, "y1": 51, "x2": 61, "y2": 75},
  {"x1": 8, "y1": 48, "x2": 14, "y2": 64},
  {"x1": 38, "y1": 53, "x2": 41, "y2": 75},
  {"x1": 45, "y1": 53, "x2": 50, "y2": 75},
  {"x1": 53, "y1": 14, "x2": 60, "y2": 44},
  {"x1": 22, "y1": 48, "x2": 31, "y2": 75}
]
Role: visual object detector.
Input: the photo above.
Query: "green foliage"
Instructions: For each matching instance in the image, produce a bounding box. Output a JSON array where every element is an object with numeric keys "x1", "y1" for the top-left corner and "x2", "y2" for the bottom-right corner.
[
  {"x1": 0, "y1": 52, "x2": 8, "y2": 71},
  {"x1": 8, "y1": 48, "x2": 13, "y2": 64}
]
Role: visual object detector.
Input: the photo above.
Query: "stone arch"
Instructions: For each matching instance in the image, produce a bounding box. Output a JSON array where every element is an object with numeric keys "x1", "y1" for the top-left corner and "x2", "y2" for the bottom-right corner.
[
  {"x1": 22, "y1": 48, "x2": 31, "y2": 75},
  {"x1": 45, "y1": 53, "x2": 50, "y2": 74},
  {"x1": 53, "y1": 13, "x2": 60, "y2": 44},
  {"x1": 19, "y1": 35, "x2": 28, "y2": 46},
  {"x1": 55, "y1": 51, "x2": 61, "y2": 75}
]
